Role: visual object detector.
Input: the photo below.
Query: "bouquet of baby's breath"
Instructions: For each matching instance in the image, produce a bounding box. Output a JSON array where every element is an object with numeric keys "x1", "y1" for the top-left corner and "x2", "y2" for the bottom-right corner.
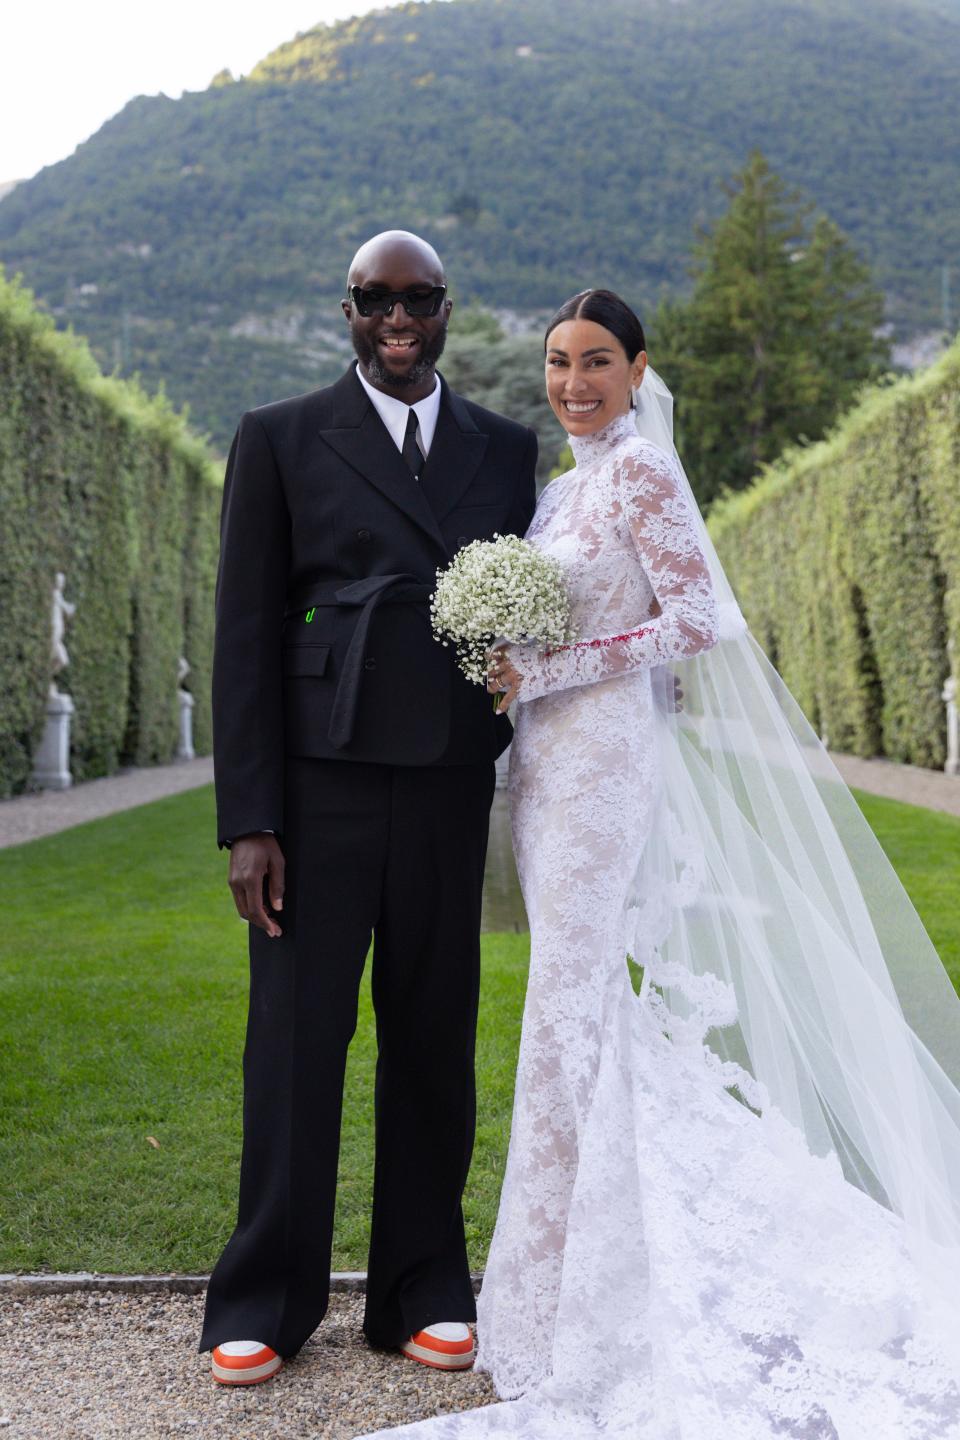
[{"x1": 431, "y1": 533, "x2": 573, "y2": 686}]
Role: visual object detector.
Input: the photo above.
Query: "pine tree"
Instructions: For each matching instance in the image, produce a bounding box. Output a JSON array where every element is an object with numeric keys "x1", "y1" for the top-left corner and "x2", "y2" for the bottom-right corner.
[
  {"x1": 654, "y1": 153, "x2": 889, "y2": 507},
  {"x1": 793, "y1": 214, "x2": 889, "y2": 437}
]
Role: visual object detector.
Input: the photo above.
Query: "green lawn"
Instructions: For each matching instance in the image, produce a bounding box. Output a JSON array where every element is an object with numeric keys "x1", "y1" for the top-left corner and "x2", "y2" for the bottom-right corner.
[
  {"x1": 854, "y1": 791, "x2": 960, "y2": 985},
  {"x1": 0, "y1": 782, "x2": 957, "y2": 1274}
]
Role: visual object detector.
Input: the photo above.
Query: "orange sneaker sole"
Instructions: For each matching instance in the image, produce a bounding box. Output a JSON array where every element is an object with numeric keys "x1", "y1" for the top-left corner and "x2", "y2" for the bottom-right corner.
[
  {"x1": 211, "y1": 1350, "x2": 283, "y2": 1385},
  {"x1": 400, "y1": 1335, "x2": 475, "y2": 1370}
]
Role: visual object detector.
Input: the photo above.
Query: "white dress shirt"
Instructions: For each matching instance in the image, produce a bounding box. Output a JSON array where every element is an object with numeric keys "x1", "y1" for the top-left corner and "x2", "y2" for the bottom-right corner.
[{"x1": 355, "y1": 363, "x2": 441, "y2": 461}]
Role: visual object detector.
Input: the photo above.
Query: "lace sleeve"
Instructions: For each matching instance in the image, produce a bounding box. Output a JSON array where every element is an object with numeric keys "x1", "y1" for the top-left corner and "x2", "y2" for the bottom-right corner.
[{"x1": 512, "y1": 444, "x2": 719, "y2": 703}]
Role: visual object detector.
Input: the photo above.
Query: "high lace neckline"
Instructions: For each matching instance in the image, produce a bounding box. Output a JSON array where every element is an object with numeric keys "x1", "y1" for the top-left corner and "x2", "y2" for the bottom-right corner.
[{"x1": 569, "y1": 409, "x2": 638, "y2": 467}]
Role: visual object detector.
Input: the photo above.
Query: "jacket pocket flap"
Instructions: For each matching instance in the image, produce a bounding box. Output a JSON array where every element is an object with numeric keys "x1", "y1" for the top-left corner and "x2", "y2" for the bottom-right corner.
[{"x1": 283, "y1": 644, "x2": 330, "y2": 677}]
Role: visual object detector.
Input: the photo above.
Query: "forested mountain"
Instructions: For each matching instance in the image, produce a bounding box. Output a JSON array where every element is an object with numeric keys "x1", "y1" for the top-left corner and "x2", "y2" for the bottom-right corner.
[{"x1": 1, "y1": 0, "x2": 958, "y2": 450}]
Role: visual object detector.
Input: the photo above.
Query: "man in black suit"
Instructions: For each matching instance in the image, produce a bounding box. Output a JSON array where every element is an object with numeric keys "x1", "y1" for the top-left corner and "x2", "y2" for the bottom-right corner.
[{"x1": 200, "y1": 230, "x2": 537, "y2": 1384}]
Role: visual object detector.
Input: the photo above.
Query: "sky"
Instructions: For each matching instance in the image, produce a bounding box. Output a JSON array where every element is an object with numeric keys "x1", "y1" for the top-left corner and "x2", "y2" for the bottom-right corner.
[{"x1": 1, "y1": 1, "x2": 439, "y2": 183}]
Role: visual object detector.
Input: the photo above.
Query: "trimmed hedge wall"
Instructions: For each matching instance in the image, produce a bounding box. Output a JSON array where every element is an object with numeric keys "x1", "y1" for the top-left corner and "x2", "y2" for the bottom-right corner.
[
  {"x1": 709, "y1": 338, "x2": 960, "y2": 768},
  {"x1": 0, "y1": 272, "x2": 221, "y2": 797}
]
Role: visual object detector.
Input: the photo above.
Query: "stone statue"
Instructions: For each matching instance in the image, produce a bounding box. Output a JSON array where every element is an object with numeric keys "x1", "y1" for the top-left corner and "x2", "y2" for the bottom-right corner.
[
  {"x1": 31, "y1": 572, "x2": 76, "y2": 790},
  {"x1": 49, "y1": 571, "x2": 76, "y2": 700}
]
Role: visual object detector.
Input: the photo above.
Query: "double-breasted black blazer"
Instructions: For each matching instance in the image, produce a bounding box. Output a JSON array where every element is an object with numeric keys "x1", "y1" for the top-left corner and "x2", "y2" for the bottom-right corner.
[{"x1": 212, "y1": 366, "x2": 538, "y2": 847}]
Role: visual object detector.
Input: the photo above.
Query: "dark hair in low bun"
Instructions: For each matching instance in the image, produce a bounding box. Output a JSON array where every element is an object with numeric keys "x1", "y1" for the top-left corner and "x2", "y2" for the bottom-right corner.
[{"x1": 544, "y1": 289, "x2": 646, "y2": 360}]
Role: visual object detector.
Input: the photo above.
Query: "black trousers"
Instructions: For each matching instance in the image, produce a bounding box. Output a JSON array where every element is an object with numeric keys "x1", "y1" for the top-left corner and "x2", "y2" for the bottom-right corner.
[{"x1": 199, "y1": 756, "x2": 496, "y2": 1357}]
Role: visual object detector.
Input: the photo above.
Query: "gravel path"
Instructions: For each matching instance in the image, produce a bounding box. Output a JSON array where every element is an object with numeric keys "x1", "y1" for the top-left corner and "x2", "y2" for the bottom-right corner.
[
  {"x1": 0, "y1": 1292, "x2": 497, "y2": 1440},
  {"x1": 0, "y1": 759, "x2": 213, "y2": 850},
  {"x1": 829, "y1": 751, "x2": 960, "y2": 818}
]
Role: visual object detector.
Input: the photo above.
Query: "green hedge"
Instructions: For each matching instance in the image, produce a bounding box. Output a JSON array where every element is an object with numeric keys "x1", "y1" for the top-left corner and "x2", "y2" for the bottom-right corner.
[
  {"x1": 709, "y1": 339, "x2": 960, "y2": 768},
  {"x1": 0, "y1": 272, "x2": 220, "y2": 797}
]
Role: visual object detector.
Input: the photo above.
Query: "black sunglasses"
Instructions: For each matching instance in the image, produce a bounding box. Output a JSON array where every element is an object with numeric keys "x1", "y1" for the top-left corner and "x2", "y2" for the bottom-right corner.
[{"x1": 349, "y1": 284, "x2": 447, "y2": 318}]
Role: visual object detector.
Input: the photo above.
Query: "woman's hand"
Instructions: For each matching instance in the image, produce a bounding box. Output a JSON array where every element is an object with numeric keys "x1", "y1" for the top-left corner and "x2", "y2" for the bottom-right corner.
[{"x1": 487, "y1": 647, "x2": 523, "y2": 712}]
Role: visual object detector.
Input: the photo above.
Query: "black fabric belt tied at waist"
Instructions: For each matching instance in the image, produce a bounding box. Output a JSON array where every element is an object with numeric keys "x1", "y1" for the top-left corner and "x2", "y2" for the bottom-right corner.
[{"x1": 286, "y1": 573, "x2": 433, "y2": 749}]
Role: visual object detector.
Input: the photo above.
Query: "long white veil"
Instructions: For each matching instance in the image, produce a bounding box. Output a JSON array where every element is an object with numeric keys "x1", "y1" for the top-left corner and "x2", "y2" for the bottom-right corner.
[{"x1": 633, "y1": 366, "x2": 960, "y2": 1328}]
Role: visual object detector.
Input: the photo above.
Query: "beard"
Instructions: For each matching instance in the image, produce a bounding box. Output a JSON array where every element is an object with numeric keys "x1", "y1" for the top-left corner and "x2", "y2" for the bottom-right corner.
[{"x1": 351, "y1": 320, "x2": 448, "y2": 388}]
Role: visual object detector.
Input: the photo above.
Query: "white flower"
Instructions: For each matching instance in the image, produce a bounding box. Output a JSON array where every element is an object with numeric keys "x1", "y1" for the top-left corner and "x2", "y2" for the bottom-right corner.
[{"x1": 431, "y1": 534, "x2": 573, "y2": 685}]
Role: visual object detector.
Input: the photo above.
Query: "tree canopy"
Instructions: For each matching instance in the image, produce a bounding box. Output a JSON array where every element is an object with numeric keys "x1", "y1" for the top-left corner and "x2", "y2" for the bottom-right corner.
[{"x1": 654, "y1": 154, "x2": 890, "y2": 505}]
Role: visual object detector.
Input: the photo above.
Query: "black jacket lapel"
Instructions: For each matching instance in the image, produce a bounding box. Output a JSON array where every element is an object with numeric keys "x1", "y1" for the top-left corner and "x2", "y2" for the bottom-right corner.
[
  {"x1": 320, "y1": 368, "x2": 447, "y2": 553},
  {"x1": 419, "y1": 379, "x2": 488, "y2": 521}
]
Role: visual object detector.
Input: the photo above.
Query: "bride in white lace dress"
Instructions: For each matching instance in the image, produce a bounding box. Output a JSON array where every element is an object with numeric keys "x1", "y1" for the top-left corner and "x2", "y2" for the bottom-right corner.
[{"x1": 363, "y1": 291, "x2": 960, "y2": 1438}]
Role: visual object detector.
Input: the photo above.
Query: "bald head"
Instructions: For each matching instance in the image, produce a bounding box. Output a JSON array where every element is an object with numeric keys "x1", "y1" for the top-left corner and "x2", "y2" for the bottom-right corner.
[
  {"x1": 346, "y1": 229, "x2": 446, "y2": 290},
  {"x1": 342, "y1": 229, "x2": 452, "y2": 401}
]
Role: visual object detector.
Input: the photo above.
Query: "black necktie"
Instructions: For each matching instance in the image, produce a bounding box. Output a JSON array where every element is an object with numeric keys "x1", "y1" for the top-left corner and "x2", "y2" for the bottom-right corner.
[{"x1": 402, "y1": 408, "x2": 424, "y2": 480}]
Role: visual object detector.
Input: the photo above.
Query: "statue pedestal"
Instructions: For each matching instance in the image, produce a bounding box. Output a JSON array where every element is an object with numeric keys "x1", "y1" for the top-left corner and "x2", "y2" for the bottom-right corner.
[
  {"x1": 176, "y1": 691, "x2": 195, "y2": 762},
  {"x1": 944, "y1": 676, "x2": 959, "y2": 777},
  {"x1": 31, "y1": 689, "x2": 74, "y2": 791}
]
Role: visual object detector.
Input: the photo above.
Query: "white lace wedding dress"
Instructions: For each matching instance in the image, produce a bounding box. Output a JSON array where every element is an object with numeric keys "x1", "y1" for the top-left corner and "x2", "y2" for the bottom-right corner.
[{"x1": 362, "y1": 411, "x2": 960, "y2": 1439}]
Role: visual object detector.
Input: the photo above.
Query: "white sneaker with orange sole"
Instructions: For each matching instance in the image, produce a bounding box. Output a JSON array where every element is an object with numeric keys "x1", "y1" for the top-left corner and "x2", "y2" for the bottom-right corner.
[
  {"x1": 400, "y1": 1322, "x2": 476, "y2": 1370},
  {"x1": 211, "y1": 1340, "x2": 283, "y2": 1385}
]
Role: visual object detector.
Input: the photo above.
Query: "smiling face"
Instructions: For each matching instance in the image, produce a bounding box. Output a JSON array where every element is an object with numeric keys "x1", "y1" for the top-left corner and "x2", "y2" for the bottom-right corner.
[
  {"x1": 545, "y1": 318, "x2": 647, "y2": 437},
  {"x1": 342, "y1": 231, "x2": 453, "y2": 401}
]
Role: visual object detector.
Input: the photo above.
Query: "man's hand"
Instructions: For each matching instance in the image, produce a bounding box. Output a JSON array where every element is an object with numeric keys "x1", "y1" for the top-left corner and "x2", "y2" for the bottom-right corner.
[{"x1": 229, "y1": 834, "x2": 286, "y2": 938}]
